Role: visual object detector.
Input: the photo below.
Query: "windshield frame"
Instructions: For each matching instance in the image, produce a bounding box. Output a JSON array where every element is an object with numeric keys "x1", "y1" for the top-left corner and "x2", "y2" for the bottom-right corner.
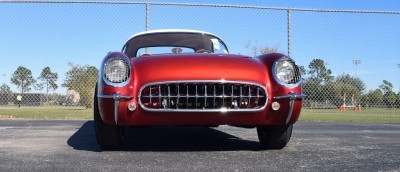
[{"x1": 122, "y1": 31, "x2": 229, "y2": 58}]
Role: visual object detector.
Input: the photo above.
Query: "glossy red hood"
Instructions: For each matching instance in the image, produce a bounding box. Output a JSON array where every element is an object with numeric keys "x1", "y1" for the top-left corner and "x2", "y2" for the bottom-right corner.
[{"x1": 131, "y1": 54, "x2": 269, "y2": 85}]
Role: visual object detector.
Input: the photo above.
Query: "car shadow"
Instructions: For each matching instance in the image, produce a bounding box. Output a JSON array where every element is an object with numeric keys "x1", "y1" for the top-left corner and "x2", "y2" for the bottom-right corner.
[
  {"x1": 67, "y1": 121, "x2": 102, "y2": 152},
  {"x1": 67, "y1": 121, "x2": 263, "y2": 152}
]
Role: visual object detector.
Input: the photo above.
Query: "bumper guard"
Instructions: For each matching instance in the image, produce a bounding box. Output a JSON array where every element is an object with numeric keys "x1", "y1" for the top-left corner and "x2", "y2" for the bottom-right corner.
[
  {"x1": 274, "y1": 92, "x2": 306, "y2": 124},
  {"x1": 98, "y1": 93, "x2": 133, "y2": 124}
]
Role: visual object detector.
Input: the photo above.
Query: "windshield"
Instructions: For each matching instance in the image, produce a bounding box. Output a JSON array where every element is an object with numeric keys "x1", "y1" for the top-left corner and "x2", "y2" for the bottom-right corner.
[
  {"x1": 124, "y1": 32, "x2": 229, "y2": 57},
  {"x1": 137, "y1": 47, "x2": 195, "y2": 56}
]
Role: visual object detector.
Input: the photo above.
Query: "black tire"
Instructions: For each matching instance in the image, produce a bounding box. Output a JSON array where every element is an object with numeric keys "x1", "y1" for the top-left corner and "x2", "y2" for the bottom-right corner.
[
  {"x1": 256, "y1": 124, "x2": 293, "y2": 150},
  {"x1": 94, "y1": 85, "x2": 124, "y2": 150}
]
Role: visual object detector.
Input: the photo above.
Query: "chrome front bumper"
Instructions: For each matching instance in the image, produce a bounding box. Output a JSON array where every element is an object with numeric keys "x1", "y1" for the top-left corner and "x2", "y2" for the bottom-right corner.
[
  {"x1": 98, "y1": 91, "x2": 306, "y2": 125},
  {"x1": 274, "y1": 92, "x2": 306, "y2": 124}
]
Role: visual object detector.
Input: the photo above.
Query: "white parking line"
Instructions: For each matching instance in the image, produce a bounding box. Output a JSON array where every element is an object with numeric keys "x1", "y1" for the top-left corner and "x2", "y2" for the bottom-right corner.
[{"x1": 0, "y1": 127, "x2": 14, "y2": 130}]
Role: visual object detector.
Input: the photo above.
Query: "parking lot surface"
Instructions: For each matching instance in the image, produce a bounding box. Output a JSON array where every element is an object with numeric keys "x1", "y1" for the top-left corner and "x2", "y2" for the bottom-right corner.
[{"x1": 0, "y1": 120, "x2": 399, "y2": 171}]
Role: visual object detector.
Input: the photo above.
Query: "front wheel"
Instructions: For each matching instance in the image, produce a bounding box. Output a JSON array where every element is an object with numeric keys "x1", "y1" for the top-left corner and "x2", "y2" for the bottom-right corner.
[
  {"x1": 94, "y1": 85, "x2": 124, "y2": 150},
  {"x1": 256, "y1": 124, "x2": 293, "y2": 149}
]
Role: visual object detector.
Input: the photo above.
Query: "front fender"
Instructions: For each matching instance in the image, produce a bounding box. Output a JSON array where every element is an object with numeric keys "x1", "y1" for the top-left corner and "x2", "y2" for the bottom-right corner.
[{"x1": 256, "y1": 53, "x2": 305, "y2": 124}]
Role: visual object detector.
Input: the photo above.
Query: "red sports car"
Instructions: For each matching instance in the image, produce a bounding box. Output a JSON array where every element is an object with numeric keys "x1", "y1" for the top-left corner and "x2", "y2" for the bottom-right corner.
[{"x1": 94, "y1": 29, "x2": 305, "y2": 149}]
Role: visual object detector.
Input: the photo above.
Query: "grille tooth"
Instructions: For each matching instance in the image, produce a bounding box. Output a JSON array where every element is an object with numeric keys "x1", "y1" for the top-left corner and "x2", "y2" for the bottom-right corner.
[
  {"x1": 213, "y1": 85, "x2": 216, "y2": 108},
  {"x1": 139, "y1": 81, "x2": 268, "y2": 112}
]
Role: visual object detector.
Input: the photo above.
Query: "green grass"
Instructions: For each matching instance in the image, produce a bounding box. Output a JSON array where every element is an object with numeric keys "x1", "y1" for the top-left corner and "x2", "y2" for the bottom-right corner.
[
  {"x1": 299, "y1": 108, "x2": 400, "y2": 123},
  {"x1": 0, "y1": 107, "x2": 93, "y2": 120},
  {"x1": 0, "y1": 107, "x2": 399, "y2": 123},
  {"x1": 301, "y1": 108, "x2": 400, "y2": 115}
]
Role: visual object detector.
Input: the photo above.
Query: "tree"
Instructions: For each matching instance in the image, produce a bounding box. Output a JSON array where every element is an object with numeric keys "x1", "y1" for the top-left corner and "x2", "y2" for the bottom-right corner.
[
  {"x1": 0, "y1": 84, "x2": 13, "y2": 105},
  {"x1": 379, "y1": 80, "x2": 393, "y2": 94},
  {"x1": 299, "y1": 65, "x2": 307, "y2": 76},
  {"x1": 63, "y1": 63, "x2": 98, "y2": 108},
  {"x1": 244, "y1": 42, "x2": 278, "y2": 56},
  {"x1": 302, "y1": 59, "x2": 333, "y2": 107},
  {"x1": 0, "y1": 84, "x2": 12, "y2": 94},
  {"x1": 335, "y1": 73, "x2": 366, "y2": 93},
  {"x1": 384, "y1": 91, "x2": 397, "y2": 108},
  {"x1": 302, "y1": 77, "x2": 324, "y2": 103},
  {"x1": 396, "y1": 93, "x2": 400, "y2": 108},
  {"x1": 259, "y1": 46, "x2": 278, "y2": 55},
  {"x1": 323, "y1": 82, "x2": 360, "y2": 107},
  {"x1": 37, "y1": 67, "x2": 58, "y2": 103},
  {"x1": 362, "y1": 89, "x2": 383, "y2": 108},
  {"x1": 308, "y1": 59, "x2": 333, "y2": 83},
  {"x1": 379, "y1": 80, "x2": 396, "y2": 108},
  {"x1": 10, "y1": 66, "x2": 36, "y2": 94}
]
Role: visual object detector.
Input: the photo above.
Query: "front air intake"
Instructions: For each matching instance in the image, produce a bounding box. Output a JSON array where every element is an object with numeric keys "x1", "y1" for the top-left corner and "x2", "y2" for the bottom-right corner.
[{"x1": 138, "y1": 80, "x2": 268, "y2": 112}]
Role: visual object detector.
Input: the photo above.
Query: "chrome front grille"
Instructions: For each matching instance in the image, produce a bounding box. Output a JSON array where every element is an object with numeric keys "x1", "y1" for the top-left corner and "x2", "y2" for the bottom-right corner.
[{"x1": 139, "y1": 80, "x2": 268, "y2": 112}]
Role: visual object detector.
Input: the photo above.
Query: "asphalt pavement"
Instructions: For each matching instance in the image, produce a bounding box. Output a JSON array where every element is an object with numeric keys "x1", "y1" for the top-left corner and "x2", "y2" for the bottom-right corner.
[{"x1": 0, "y1": 120, "x2": 399, "y2": 171}]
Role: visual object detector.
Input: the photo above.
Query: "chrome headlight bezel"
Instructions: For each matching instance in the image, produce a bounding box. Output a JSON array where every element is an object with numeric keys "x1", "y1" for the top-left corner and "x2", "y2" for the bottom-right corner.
[
  {"x1": 102, "y1": 57, "x2": 131, "y2": 87},
  {"x1": 272, "y1": 57, "x2": 302, "y2": 88}
]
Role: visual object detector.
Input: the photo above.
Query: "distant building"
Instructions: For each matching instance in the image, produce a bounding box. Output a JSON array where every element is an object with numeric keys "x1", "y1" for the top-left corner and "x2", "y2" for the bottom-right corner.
[{"x1": 66, "y1": 89, "x2": 81, "y2": 106}]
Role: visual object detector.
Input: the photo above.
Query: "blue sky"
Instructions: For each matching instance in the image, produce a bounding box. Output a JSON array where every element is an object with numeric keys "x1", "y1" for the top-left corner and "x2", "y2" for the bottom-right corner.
[{"x1": 0, "y1": 0, "x2": 400, "y2": 94}]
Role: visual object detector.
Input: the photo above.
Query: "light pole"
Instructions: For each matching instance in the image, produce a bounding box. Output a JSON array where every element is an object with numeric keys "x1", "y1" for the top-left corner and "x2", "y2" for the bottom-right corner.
[
  {"x1": 353, "y1": 60, "x2": 361, "y2": 76},
  {"x1": 145, "y1": 1, "x2": 150, "y2": 53},
  {"x1": 145, "y1": 1, "x2": 149, "y2": 31},
  {"x1": 287, "y1": 8, "x2": 291, "y2": 57}
]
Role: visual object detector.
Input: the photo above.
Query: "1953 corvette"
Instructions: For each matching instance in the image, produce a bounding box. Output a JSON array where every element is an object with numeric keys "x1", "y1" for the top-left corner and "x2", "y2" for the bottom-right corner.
[{"x1": 94, "y1": 29, "x2": 305, "y2": 149}]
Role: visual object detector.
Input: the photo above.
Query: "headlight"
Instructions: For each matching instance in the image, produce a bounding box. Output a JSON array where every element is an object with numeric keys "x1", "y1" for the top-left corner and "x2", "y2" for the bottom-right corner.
[
  {"x1": 273, "y1": 58, "x2": 301, "y2": 86},
  {"x1": 104, "y1": 58, "x2": 130, "y2": 83}
]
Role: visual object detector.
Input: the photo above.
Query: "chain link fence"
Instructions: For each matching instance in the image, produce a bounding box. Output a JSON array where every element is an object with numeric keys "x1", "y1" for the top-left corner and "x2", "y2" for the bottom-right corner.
[{"x1": 0, "y1": 1, "x2": 399, "y2": 116}]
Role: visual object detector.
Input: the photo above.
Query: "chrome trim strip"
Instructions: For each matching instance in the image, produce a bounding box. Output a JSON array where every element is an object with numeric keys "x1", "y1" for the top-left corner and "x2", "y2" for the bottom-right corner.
[
  {"x1": 138, "y1": 80, "x2": 268, "y2": 112},
  {"x1": 274, "y1": 92, "x2": 306, "y2": 124},
  {"x1": 124, "y1": 30, "x2": 229, "y2": 57},
  {"x1": 114, "y1": 96, "x2": 119, "y2": 125},
  {"x1": 271, "y1": 56, "x2": 303, "y2": 88},
  {"x1": 126, "y1": 29, "x2": 222, "y2": 45},
  {"x1": 98, "y1": 93, "x2": 133, "y2": 100},
  {"x1": 274, "y1": 93, "x2": 306, "y2": 100},
  {"x1": 98, "y1": 93, "x2": 133, "y2": 125}
]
